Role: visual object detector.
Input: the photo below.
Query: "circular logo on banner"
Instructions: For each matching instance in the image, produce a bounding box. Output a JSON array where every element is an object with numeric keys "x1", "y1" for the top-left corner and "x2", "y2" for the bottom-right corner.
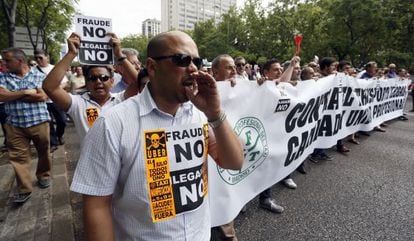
[{"x1": 217, "y1": 117, "x2": 269, "y2": 185}]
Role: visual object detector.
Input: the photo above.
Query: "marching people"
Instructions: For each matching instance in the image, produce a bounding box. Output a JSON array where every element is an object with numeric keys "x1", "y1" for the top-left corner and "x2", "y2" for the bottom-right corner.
[
  {"x1": 309, "y1": 57, "x2": 339, "y2": 162},
  {"x1": 42, "y1": 32, "x2": 139, "y2": 140},
  {"x1": 0, "y1": 48, "x2": 52, "y2": 203},
  {"x1": 234, "y1": 56, "x2": 249, "y2": 81},
  {"x1": 112, "y1": 48, "x2": 142, "y2": 93},
  {"x1": 34, "y1": 49, "x2": 68, "y2": 151},
  {"x1": 210, "y1": 53, "x2": 239, "y2": 241},
  {"x1": 70, "y1": 31, "x2": 244, "y2": 241}
]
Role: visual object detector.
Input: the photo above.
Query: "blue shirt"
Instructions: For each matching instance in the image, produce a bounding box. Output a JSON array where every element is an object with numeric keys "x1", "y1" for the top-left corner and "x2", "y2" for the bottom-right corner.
[
  {"x1": 0, "y1": 68, "x2": 50, "y2": 128},
  {"x1": 111, "y1": 79, "x2": 128, "y2": 93}
]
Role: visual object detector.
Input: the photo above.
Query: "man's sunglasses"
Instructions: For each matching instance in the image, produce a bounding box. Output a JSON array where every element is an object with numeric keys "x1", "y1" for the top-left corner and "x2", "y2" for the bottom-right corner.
[
  {"x1": 87, "y1": 74, "x2": 111, "y2": 82},
  {"x1": 236, "y1": 63, "x2": 246, "y2": 68},
  {"x1": 152, "y1": 54, "x2": 203, "y2": 69},
  {"x1": 34, "y1": 56, "x2": 44, "y2": 60}
]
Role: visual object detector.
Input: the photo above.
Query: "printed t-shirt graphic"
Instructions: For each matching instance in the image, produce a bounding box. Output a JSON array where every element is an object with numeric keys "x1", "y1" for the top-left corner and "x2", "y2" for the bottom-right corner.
[
  {"x1": 86, "y1": 107, "x2": 99, "y2": 127},
  {"x1": 144, "y1": 122, "x2": 209, "y2": 222}
]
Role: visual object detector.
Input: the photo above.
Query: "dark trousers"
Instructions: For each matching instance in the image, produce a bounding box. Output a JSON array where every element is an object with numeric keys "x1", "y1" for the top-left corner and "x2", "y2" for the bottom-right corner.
[
  {"x1": 312, "y1": 148, "x2": 325, "y2": 157},
  {"x1": 259, "y1": 188, "x2": 271, "y2": 201},
  {"x1": 47, "y1": 103, "x2": 66, "y2": 146},
  {"x1": 0, "y1": 103, "x2": 7, "y2": 145},
  {"x1": 411, "y1": 91, "x2": 414, "y2": 110}
]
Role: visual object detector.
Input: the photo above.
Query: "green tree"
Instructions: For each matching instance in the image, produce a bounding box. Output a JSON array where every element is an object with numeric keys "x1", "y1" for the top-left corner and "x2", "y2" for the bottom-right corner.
[
  {"x1": 17, "y1": 0, "x2": 77, "y2": 53},
  {"x1": 1, "y1": 0, "x2": 18, "y2": 47},
  {"x1": 121, "y1": 34, "x2": 149, "y2": 60}
]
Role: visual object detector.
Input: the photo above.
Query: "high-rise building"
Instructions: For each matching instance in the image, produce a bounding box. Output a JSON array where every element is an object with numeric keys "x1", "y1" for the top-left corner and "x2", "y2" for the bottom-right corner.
[
  {"x1": 142, "y1": 18, "x2": 161, "y2": 37},
  {"x1": 161, "y1": 0, "x2": 236, "y2": 32}
]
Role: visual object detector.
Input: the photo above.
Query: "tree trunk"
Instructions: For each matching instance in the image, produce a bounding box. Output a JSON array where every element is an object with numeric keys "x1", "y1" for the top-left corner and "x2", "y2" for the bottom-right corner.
[
  {"x1": 7, "y1": 22, "x2": 15, "y2": 47},
  {"x1": 1, "y1": 0, "x2": 19, "y2": 47}
]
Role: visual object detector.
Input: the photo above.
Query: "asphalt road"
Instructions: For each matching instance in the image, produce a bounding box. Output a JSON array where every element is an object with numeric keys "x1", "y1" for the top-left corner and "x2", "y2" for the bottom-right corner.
[
  {"x1": 64, "y1": 96, "x2": 414, "y2": 241},
  {"x1": 234, "y1": 98, "x2": 414, "y2": 241}
]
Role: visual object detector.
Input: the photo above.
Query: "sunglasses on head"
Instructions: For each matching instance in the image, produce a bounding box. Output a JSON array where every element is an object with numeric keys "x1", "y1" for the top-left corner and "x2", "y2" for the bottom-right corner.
[
  {"x1": 87, "y1": 74, "x2": 111, "y2": 82},
  {"x1": 152, "y1": 54, "x2": 203, "y2": 69}
]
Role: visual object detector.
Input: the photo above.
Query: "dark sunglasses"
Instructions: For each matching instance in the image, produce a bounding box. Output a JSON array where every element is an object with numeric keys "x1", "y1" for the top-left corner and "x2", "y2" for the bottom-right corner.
[
  {"x1": 34, "y1": 56, "x2": 44, "y2": 60},
  {"x1": 236, "y1": 63, "x2": 246, "y2": 68},
  {"x1": 152, "y1": 54, "x2": 203, "y2": 69},
  {"x1": 87, "y1": 74, "x2": 111, "y2": 82}
]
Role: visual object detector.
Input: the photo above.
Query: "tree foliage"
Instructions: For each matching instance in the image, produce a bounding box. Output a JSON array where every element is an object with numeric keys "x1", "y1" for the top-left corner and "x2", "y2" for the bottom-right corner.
[
  {"x1": 120, "y1": 34, "x2": 149, "y2": 61},
  {"x1": 190, "y1": 0, "x2": 414, "y2": 71},
  {"x1": 1, "y1": 0, "x2": 76, "y2": 61}
]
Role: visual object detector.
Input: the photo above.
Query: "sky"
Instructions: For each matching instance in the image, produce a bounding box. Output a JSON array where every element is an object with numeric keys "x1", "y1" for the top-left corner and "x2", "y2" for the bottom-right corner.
[{"x1": 75, "y1": 0, "x2": 270, "y2": 38}]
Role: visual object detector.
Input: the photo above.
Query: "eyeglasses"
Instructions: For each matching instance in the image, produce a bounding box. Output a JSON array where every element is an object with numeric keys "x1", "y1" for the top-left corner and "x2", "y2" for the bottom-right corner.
[
  {"x1": 151, "y1": 54, "x2": 203, "y2": 69},
  {"x1": 87, "y1": 74, "x2": 111, "y2": 82},
  {"x1": 236, "y1": 63, "x2": 246, "y2": 68},
  {"x1": 34, "y1": 56, "x2": 44, "y2": 60}
]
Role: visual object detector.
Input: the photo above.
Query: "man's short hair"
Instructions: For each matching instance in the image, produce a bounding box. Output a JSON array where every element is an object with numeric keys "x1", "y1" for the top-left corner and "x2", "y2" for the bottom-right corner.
[
  {"x1": 263, "y1": 59, "x2": 280, "y2": 71},
  {"x1": 319, "y1": 57, "x2": 336, "y2": 71},
  {"x1": 121, "y1": 48, "x2": 139, "y2": 57},
  {"x1": 364, "y1": 61, "x2": 377, "y2": 70},
  {"x1": 147, "y1": 31, "x2": 178, "y2": 58},
  {"x1": 82, "y1": 65, "x2": 114, "y2": 79},
  {"x1": 212, "y1": 54, "x2": 232, "y2": 69},
  {"x1": 300, "y1": 66, "x2": 314, "y2": 80},
  {"x1": 338, "y1": 60, "x2": 351, "y2": 72},
  {"x1": 2, "y1": 48, "x2": 27, "y2": 62},
  {"x1": 33, "y1": 49, "x2": 48, "y2": 56},
  {"x1": 234, "y1": 56, "x2": 245, "y2": 63}
]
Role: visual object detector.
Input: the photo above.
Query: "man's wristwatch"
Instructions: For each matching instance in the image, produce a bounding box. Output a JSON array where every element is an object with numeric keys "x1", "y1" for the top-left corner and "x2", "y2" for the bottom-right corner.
[{"x1": 208, "y1": 111, "x2": 226, "y2": 129}]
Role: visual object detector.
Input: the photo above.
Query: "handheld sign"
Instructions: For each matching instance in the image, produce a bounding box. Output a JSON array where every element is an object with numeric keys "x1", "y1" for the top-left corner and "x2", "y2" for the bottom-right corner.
[
  {"x1": 75, "y1": 15, "x2": 113, "y2": 65},
  {"x1": 294, "y1": 34, "x2": 303, "y2": 56}
]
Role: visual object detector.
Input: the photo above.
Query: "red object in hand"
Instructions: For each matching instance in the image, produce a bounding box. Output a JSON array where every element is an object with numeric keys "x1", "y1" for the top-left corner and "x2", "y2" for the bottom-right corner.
[{"x1": 295, "y1": 35, "x2": 303, "y2": 56}]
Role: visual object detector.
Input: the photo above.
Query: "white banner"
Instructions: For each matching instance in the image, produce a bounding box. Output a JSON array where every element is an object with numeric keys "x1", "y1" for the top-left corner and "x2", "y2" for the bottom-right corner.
[{"x1": 209, "y1": 74, "x2": 410, "y2": 226}]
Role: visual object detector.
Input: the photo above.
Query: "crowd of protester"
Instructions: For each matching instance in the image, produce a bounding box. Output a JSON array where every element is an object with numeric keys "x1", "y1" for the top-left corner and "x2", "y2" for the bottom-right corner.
[{"x1": 0, "y1": 30, "x2": 412, "y2": 241}]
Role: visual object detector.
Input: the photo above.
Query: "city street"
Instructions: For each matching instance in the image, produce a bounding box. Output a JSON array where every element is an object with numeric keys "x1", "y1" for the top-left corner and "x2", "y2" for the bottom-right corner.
[
  {"x1": 66, "y1": 97, "x2": 413, "y2": 241},
  {"x1": 0, "y1": 96, "x2": 413, "y2": 241}
]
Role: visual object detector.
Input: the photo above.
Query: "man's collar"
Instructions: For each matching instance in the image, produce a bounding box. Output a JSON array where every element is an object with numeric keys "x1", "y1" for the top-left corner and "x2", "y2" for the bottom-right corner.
[{"x1": 139, "y1": 83, "x2": 193, "y2": 117}]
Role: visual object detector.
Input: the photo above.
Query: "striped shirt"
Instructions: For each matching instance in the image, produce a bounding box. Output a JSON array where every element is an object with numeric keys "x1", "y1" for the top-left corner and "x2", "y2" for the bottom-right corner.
[
  {"x1": 0, "y1": 69, "x2": 50, "y2": 127},
  {"x1": 71, "y1": 85, "x2": 211, "y2": 241}
]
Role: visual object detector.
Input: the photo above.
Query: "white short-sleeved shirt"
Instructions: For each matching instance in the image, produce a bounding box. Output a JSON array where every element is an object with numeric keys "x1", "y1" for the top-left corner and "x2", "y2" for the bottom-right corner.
[
  {"x1": 67, "y1": 92, "x2": 124, "y2": 140},
  {"x1": 71, "y1": 85, "x2": 211, "y2": 241}
]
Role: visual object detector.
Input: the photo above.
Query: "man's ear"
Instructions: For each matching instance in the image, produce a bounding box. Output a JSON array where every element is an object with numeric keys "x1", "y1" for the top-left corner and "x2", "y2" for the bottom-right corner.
[
  {"x1": 146, "y1": 58, "x2": 157, "y2": 78},
  {"x1": 212, "y1": 68, "x2": 218, "y2": 77}
]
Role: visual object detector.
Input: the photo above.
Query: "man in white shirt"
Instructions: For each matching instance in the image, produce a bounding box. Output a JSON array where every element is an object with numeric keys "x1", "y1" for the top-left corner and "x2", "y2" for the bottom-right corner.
[
  {"x1": 70, "y1": 31, "x2": 244, "y2": 241},
  {"x1": 34, "y1": 49, "x2": 68, "y2": 149},
  {"x1": 234, "y1": 56, "x2": 249, "y2": 81},
  {"x1": 42, "y1": 32, "x2": 139, "y2": 140}
]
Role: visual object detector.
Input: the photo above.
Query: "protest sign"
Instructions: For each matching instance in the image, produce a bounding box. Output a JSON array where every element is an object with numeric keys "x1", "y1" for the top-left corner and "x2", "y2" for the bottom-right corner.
[
  {"x1": 75, "y1": 15, "x2": 113, "y2": 65},
  {"x1": 143, "y1": 123, "x2": 209, "y2": 223},
  {"x1": 209, "y1": 74, "x2": 410, "y2": 226}
]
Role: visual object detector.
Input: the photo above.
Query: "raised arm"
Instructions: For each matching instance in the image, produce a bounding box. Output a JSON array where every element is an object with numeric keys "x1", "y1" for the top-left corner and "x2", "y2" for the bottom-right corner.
[
  {"x1": 278, "y1": 56, "x2": 300, "y2": 83},
  {"x1": 42, "y1": 33, "x2": 80, "y2": 112},
  {"x1": 185, "y1": 71, "x2": 243, "y2": 170},
  {"x1": 109, "y1": 33, "x2": 139, "y2": 86}
]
